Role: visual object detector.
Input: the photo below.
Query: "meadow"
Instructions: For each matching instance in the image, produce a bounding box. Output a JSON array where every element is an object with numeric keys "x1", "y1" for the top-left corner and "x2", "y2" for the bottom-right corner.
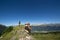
[{"x1": 31, "y1": 32, "x2": 60, "y2": 40}]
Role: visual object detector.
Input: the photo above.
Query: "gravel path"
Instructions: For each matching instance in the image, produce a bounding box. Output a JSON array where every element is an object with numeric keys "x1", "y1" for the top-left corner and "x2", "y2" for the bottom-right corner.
[
  {"x1": 10, "y1": 28, "x2": 34, "y2": 40},
  {"x1": 19, "y1": 30, "x2": 34, "y2": 40}
]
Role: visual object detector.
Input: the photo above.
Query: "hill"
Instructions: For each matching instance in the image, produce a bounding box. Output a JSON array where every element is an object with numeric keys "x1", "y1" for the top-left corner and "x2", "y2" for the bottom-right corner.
[
  {"x1": 0, "y1": 24, "x2": 7, "y2": 36},
  {"x1": 0, "y1": 25, "x2": 34, "y2": 40},
  {"x1": 31, "y1": 24, "x2": 60, "y2": 33},
  {"x1": 0, "y1": 24, "x2": 60, "y2": 40}
]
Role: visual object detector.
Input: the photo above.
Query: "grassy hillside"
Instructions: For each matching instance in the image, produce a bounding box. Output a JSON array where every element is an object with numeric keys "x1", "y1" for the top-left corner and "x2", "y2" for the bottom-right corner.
[
  {"x1": 0, "y1": 25, "x2": 24, "y2": 40},
  {"x1": 0, "y1": 25, "x2": 60, "y2": 40},
  {"x1": 0, "y1": 24, "x2": 7, "y2": 36},
  {"x1": 31, "y1": 32, "x2": 60, "y2": 40}
]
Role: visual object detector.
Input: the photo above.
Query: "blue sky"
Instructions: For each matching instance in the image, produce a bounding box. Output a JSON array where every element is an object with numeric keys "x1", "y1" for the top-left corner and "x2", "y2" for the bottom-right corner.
[{"x1": 0, "y1": 0, "x2": 60, "y2": 26}]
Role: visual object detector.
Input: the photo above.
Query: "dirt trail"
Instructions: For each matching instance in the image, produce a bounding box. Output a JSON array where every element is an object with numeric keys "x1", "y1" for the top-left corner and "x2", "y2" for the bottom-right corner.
[
  {"x1": 19, "y1": 30, "x2": 34, "y2": 40},
  {"x1": 10, "y1": 29, "x2": 34, "y2": 40},
  {"x1": 10, "y1": 26, "x2": 34, "y2": 40}
]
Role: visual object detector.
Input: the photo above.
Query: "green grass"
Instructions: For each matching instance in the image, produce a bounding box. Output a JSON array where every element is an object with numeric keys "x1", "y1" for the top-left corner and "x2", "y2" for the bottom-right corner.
[
  {"x1": 0, "y1": 25, "x2": 24, "y2": 40},
  {"x1": 0, "y1": 31, "x2": 14, "y2": 40},
  {"x1": 1, "y1": 25, "x2": 60, "y2": 40},
  {"x1": 31, "y1": 32, "x2": 60, "y2": 40}
]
